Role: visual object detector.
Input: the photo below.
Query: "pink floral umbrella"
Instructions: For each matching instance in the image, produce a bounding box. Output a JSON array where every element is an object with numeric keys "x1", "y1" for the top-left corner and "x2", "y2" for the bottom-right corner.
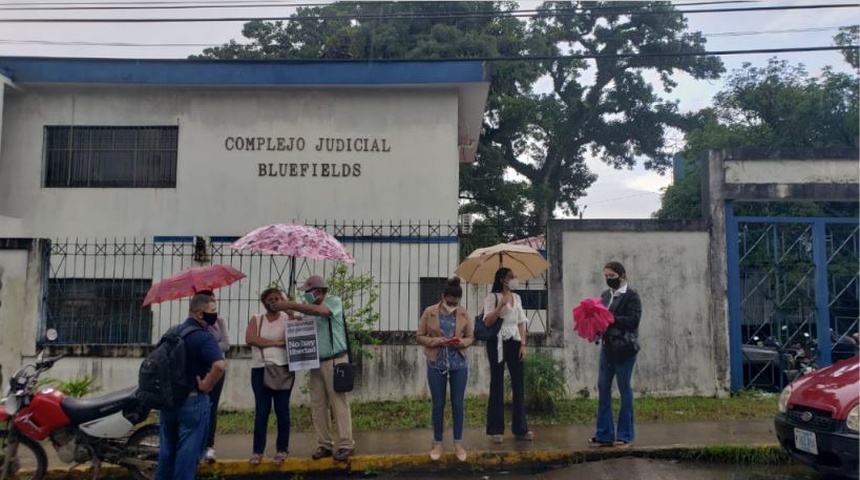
[
  {"x1": 230, "y1": 224, "x2": 355, "y2": 263},
  {"x1": 572, "y1": 297, "x2": 615, "y2": 342}
]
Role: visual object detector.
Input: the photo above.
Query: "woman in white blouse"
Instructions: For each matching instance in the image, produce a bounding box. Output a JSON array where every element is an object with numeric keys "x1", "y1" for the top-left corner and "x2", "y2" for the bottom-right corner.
[
  {"x1": 481, "y1": 267, "x2": 533, "y2": 444},
  {"x1": 245, "y1": 288, "x2": 294, "y2": 466}
]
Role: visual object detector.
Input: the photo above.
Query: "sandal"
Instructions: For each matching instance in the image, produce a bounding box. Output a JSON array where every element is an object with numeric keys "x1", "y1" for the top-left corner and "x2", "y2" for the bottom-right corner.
[
  {"x1": 514, "y1": 431, "x2": 534, "y2": 441},
  {"x1": 249, "y1": 453, "x2": 262, "y2": 465},
  {"x1": 273, "y1": 451, "x2": 288, "y2": 465},
  {"x1": 588, "y1": 437, "x2": 613, "y2": 448}
]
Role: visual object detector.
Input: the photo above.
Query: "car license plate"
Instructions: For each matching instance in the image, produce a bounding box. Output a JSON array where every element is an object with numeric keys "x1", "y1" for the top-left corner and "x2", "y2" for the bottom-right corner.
[{"x1": 794, "y1": 428, "x2": 818, "y2": 455}]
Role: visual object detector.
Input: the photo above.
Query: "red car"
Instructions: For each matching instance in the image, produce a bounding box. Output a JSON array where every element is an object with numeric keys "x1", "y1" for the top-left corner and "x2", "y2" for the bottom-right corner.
[{"x1": 775, "y1": 356, "x2": 859, "y2": 479}]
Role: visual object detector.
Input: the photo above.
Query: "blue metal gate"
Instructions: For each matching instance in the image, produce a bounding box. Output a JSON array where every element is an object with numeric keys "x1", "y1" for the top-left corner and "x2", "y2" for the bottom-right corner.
[{"x1": 727, "y1": 209, "x2": 859, "y2": 391}]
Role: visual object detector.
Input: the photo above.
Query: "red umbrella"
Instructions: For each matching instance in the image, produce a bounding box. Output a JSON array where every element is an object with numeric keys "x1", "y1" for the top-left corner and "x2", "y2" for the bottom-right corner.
[
  {"x1": 142, "y1": 264, "x2": 246, "y2": 306},
  {"x1": 572, "y1": 297, "x2": 614, "y2": 342}
]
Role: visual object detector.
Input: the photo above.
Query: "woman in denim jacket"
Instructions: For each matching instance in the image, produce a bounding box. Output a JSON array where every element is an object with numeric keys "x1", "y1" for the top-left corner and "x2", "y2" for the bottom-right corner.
[{"x1": 416, "y1": 276, "x2": 474, "y2": 462}]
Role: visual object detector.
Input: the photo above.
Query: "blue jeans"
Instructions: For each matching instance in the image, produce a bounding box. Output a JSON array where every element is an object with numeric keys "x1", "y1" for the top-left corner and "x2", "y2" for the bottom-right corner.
[
  {"x1": 595, "y1": 347, "x2": 637, "y2": 443},
  {"x1": 155, "y1": 392, "x2": 210, "y2": 480},
  {"x1": 251, "y1": 367, "x2": 293, "y2": 454},
  {"x1": 486, "y1": 338, "x2": 529, "y2": 436},
  {"x1": 426, "y1": 364, "x2": 468, "y2": 442}
]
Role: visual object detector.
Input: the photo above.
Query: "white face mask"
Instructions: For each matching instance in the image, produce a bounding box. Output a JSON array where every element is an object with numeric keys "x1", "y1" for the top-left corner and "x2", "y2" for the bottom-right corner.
[
  {"x1": 441, "y1": 302, "x2": 457, "y2": 314},
  {"x1": 508, "y1": 279, "x2": 520, "y2": 290}
]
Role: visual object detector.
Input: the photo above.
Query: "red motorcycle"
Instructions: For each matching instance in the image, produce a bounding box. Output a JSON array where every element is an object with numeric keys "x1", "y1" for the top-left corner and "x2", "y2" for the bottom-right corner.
[{"x1": 0, "y1": 350, "x2": 159, "y2": 480}]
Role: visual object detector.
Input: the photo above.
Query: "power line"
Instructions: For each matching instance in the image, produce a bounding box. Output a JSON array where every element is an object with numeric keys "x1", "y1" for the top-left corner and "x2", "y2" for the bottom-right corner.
[
  {"x1": 0, "y1": 45, "x2": 845, "y2": 60},
  {"x1": 0, "y1": 0, "x2": 754, "y2": 5},
  {"x1": 0, "y1": 25, "x2": 847, "y2": 49},
  {"x1": 0, "y1": 0, "x2": 757, "y2": 9},
  {"x1": 0, "y1": 2, "x2": 854, "y2": 22}
]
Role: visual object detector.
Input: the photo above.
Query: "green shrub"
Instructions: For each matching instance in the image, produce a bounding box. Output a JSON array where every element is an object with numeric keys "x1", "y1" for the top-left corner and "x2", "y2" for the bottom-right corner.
[
  {"x1": 521, "y1": 351, "x2": 567, "y2": 413},
  {"x1": 38, "y1": 375, "x2": 101, "y2": 398},
  {"x1": 327, "y1": 264, "x2": 382, "y2": 358}
]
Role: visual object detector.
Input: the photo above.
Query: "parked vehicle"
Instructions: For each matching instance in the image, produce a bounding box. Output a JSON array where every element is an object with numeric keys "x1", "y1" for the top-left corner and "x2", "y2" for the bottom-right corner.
[
  {"x1": 0, "y1": 340, "x2": 158, "y2": 480},
  {"x1": 774, "y1": 356, "x2": 859, "y2": 479},
  {"x1": 743, "y1": 334, "x2": 815, "y2": 391}
]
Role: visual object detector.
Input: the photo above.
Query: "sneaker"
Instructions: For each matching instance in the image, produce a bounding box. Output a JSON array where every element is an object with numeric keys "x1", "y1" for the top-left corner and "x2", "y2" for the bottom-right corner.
[
  {"x1": 204, "y1": 447, "x2": 216, "y2": 463},
  {"x1": 491, "y1": 434, "x2": 503, "y2": 444},
  {"x1": 273, "y1": 451, "x2": 288, "y2": 465},
  {"x1": 333, "y1": 448, "x2": 355, "y2": 461},
  {"x1": 311, "y1": 447, "x2": 333, "y2": 460},
  {"x1": 454, "y1": 443, "x2": 467, "y2": 462},
  {"x1": 429, "y1": 443, "x2": 443, "y2": 461},
  {"x1": 249, "y1": 453, "x2": 262, "y2": 465}
]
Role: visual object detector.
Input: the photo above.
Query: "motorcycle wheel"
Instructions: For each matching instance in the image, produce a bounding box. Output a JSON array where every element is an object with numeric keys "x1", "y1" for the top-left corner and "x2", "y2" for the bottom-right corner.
[
  {"x1": 124, "y1": 424, "x2": 159, "y2": 480},
  {"x1": 0, "y1": 430, "x2": 48, "y2": 480}
]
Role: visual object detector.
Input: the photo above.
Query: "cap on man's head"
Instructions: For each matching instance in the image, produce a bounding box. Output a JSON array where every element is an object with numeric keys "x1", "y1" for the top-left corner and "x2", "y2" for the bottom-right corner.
[{"x1": 298, "y1": 275, "x2": 328, "y2": 292}]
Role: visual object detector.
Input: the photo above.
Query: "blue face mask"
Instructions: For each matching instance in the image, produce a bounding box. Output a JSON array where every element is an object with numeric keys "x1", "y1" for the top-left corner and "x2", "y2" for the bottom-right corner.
[{"x1": 303, "y1": 291, "x2": 317, "y2": 304}]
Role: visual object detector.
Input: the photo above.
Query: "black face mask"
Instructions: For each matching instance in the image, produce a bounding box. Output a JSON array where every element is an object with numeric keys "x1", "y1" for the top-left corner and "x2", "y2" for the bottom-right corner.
[
  {"x1": 606, "y1": 277, "x2": 622, "y2": 289},
  {"x1": 202, "y1": 312, "x2": 219, "y2": 326}
]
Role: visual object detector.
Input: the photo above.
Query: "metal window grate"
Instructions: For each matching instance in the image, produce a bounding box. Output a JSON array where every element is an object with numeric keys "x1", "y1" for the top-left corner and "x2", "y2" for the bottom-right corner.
[{"x1": 44, "y1": 126, "x2": 178, "y2": 188}]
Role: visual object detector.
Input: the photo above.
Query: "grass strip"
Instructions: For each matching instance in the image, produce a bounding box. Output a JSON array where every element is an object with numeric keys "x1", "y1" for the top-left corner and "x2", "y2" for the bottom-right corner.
[{"x1": 215, "y1": 392, "x2": 778, "y2": 435}]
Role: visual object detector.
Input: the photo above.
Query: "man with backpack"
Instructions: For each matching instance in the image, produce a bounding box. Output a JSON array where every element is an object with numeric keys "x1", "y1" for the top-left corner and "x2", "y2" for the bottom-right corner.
[{"x1": 151, "y1": 293, "x2": 226, "y2": 480}]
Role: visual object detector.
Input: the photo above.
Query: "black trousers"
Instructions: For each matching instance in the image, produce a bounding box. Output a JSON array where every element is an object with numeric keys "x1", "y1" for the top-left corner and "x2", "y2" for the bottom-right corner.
[
  {"x1": 485, "y1": 337, "x2": 529, "y2": 436},
  {"x1": 205, "y1": 374, "x2": 225, "y2": 449}
]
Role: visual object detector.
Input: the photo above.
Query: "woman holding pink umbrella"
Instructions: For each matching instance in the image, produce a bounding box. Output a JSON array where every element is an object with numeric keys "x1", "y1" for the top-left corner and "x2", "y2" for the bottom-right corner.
[{"x1": 590, "y1": 261, "x2": 642, "y2": 448}]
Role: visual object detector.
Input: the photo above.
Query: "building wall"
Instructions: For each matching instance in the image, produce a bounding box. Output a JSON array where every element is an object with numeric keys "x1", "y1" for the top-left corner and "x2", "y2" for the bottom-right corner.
[
  {"x1": 0, "y1": 241, "x2": 43, "y2": 378},
  {"x1": 0, "y1": 86, "x2": 460, "y2": 238},
  {"x1": 724, "y1": 159, "x2": 858, "y2": 185},
  {"x1": 549, "y1": 220, "x2": 723, "y2": 397}
]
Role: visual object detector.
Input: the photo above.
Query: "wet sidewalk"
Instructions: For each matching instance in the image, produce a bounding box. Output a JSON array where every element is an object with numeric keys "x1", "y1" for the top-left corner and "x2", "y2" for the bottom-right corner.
[
  {"x1": 44, "y1": 420, "x2": 780, "y2": 478},
  {"x1": 198, "y1": 420, "x2": 779, "y2": 477}
]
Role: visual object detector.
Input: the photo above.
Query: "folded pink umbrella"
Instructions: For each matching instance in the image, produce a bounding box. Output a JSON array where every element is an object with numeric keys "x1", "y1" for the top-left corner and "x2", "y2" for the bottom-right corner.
[{"x1": 572, "y1": 297, "x2": 614, "y2": 342}]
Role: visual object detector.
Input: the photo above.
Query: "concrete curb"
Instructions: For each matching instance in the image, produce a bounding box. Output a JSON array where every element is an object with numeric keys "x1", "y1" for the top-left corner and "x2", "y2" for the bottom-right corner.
[{"x1": 41, "y1": 443, "x2": 786, "y2": 479}]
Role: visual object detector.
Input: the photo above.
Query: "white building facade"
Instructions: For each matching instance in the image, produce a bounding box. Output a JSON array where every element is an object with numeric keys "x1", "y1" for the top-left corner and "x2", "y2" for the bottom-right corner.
[{"x1": 0, "y1": 57, "x2": 490, "y2": 407}]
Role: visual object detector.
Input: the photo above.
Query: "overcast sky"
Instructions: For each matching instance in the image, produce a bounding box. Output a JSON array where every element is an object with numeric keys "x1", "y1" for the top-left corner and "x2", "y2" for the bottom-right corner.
[{"x1": 0, "y1": 0, "x2": 857, "y2": 219}]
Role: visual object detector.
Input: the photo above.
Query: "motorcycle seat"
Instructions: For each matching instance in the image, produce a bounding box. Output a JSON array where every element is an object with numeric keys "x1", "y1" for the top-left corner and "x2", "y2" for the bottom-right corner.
[{"x1": 61, "y1": 386, "x2": 140, "y2": 425}]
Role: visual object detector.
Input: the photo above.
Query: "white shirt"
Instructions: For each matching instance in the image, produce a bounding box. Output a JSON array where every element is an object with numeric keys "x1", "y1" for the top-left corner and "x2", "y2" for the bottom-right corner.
[
  {"x1": 483, "y1": 292, "x2": 528, "y2": 363},
  {"x1": 249, "y1": 312, "x2": 290, "y2": 367}
]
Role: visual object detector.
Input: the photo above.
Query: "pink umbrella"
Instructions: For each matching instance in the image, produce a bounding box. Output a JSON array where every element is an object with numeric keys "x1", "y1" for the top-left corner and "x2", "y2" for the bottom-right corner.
[
  {"x1": 230, "y1": 224, "x2": 355, "y2": 263},
  {"x1": 143, "y1": 264, "x2": 246, "y2": 307},
  {"x1": 572, "y1": 297, "x2": 614, "y2": 342}
]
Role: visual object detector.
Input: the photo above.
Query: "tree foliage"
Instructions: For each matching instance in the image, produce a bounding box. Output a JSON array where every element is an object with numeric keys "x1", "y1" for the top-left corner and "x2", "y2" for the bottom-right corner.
[
  {"x1": 197, "y1": 1, "x2": 723, "y2": 231},
  {"x1": 656, "y1": 57, "x2": 860, "y2": 220}
]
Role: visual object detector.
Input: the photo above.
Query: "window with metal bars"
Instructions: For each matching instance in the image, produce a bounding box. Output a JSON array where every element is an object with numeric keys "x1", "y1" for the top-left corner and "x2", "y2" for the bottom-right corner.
[
  {"x1": 46, "y1": 278, "x2": 153, "y2": 345},
  {"x1": 43, "y1": 126, "x2": 178, "y2": 188}
]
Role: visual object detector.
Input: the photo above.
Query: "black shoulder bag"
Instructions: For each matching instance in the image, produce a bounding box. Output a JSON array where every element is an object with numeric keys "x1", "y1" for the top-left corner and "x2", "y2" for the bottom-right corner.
[
  {"x1": 329, "y1": 312, "x2": 355, "y2": 393},
  {"x1": 474, "y1": 293, "x2": 502, "y2": 341}
]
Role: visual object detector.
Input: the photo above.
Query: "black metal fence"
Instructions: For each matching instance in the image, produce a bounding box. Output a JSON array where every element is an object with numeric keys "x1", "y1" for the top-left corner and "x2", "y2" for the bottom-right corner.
[{"x1": 44, "y1": 222, "x2": 548, "y2": 346}]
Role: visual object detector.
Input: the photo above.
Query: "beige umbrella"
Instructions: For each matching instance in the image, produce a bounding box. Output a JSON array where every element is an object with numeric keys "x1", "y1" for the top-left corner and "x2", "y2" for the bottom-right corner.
[{"x1": 454, "y1": 242, "x2": 549, "y2": 284}]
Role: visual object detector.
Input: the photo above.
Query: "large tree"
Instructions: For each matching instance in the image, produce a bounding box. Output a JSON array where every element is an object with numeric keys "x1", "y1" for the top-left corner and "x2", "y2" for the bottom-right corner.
[
  {"x1": 656, "y1": 58, "x2": 859, "y2": 219},
  {"x1": 198, "y1": 1, "x2": 723, "y2": 228}
]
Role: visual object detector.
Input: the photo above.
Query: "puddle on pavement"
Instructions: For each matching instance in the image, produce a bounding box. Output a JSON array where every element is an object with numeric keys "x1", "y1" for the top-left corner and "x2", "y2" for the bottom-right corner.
[{"x1": 267, "y1": 457, "x2": 822, "y2": 480}]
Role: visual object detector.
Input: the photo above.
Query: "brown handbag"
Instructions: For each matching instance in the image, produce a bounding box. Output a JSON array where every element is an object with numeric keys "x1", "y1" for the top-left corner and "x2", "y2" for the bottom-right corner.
[{"x1": 257, "y1": 314, "x2": 295, "y2": 391}]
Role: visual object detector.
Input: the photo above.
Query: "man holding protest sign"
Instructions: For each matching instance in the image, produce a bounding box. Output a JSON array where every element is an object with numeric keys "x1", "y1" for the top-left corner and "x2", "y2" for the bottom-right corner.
[{"x1": 268, "y1": 275, "x2": 356, "y2": 462}]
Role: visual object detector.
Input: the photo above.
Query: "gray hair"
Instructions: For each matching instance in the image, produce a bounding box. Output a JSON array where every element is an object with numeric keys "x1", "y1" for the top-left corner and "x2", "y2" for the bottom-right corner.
[{"x1": 189, "y1": 293, "x2": 213, "y2": 314}]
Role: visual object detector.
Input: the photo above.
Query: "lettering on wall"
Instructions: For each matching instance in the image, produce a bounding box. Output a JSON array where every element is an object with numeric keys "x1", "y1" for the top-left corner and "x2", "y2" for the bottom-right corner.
[
  {"x1": 258, "y1": 163, "x2": 361, "y2": 178},
  {"x1": 224, "y1": 136, "x2": 390, "y2": 178}
]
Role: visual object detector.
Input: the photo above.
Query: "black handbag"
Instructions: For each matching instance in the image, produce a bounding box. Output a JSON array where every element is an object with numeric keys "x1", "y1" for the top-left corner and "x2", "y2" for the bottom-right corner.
[
  {"x1": 329, "y1": 313, "x2": 355, "y2": 393},
  {"x1": 604, "y1": 327, "x2": 639, "y2": 363},
  {"x1": 474, "y1": 293, "x2": 502, "y2": 341}
]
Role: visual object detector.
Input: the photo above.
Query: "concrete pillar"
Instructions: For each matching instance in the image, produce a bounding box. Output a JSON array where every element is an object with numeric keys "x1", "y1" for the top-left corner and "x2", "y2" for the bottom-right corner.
[
  {"x1": 0, "y1": 239, "x2": 46, "y2": 380},
  {"x1": 705, "y1": 150, "x2": 731, "y2": 395}
]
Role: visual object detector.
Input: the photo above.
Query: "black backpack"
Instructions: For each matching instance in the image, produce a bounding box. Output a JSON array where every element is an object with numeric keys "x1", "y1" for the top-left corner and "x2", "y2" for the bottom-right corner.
[{"x1": 138, "y1": 324, "x2": 202, "y2": 410}]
